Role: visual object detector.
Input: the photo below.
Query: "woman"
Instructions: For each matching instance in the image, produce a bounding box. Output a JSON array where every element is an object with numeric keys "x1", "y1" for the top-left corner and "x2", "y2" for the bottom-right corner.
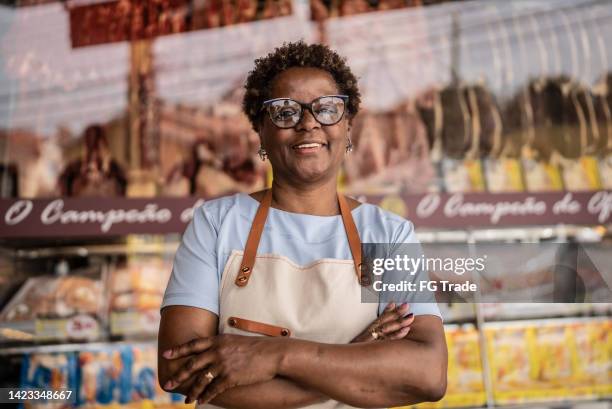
[{"x1": 158, "y1": 41, "x2": 447, "y2": 409}]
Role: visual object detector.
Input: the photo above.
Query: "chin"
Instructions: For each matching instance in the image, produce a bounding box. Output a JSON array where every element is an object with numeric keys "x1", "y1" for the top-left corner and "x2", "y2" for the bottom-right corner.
[{"x1": 291, "y1": 166, "x2": 331, "y2": 184}]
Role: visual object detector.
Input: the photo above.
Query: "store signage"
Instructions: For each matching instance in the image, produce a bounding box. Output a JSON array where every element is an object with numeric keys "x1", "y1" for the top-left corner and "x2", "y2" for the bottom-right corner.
[
  {"x1": 0, "y1": 192, "x2": 610, "y2": 238},
  {"x1": 372, "y1": 190, "x2": 612, "y2": 229},
  {"x1": 35, "y1": 315, "x2": 100, "y2": 341},
  {"x1": 0, "y1": 197, "x2": 204, "y2": 237}
]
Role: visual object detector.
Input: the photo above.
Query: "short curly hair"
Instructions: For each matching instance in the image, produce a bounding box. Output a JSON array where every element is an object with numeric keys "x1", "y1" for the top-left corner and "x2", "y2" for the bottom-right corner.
[{"x1": 242, "y1": 41, "x2": 361, "y2": 131}]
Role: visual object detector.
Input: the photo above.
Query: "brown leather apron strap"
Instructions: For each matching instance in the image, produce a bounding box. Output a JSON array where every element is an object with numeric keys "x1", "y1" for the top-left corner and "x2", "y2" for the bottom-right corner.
[
  {"x1": 236, "y1": 189, "x2": 364, "y2": 286},
  {"x1": 235, "y1": 189, "x2": 273, "y2": 286},
  {"x1": 337, "y1": 193, "x2": 365, "y2": 285},
  {"x1": 227, "y1": 316, "x2": 291, "y2": 337}
]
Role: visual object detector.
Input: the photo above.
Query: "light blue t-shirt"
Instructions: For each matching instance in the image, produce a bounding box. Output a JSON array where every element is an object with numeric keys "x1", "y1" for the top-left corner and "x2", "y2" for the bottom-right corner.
[{"x1": 162, "y1": 193, "x2": 441, "y2": 318}]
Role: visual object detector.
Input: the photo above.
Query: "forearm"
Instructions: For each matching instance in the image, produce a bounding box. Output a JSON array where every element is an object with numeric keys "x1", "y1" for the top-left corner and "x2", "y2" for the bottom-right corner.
[
  {"x1": 210, "y1": 377, "x2": 327, "y2": 409},
  {"x1": 277, "y1": 338, "x2": 447, "y2": 408},
  {"x1": 161, "y1": 356, "x2": 326, "y2": 409}
]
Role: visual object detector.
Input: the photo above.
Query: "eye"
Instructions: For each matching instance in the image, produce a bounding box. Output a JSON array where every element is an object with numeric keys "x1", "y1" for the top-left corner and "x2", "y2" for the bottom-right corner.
[
  {"x1": 315, "y1": 104, "x2": 337, "y2": 114},
  {"x1": 273, "y1": 108, "x2": 298, "y2": 120}
]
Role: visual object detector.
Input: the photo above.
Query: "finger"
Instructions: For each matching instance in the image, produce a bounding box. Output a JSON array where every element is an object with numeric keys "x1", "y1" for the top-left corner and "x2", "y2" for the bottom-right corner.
[
  {"x1": 378, "y1": 303, "x2": 410, "y2": 325},
  {"x1": 164, "y1": 351, "x2": 216, "y2": 390},
  {"x1": 163, "y1": 337, "x2": 214, "y2": 360},
  {"x1": 185, "y1": 367, "x2": 218, "y2": 404},
  {"x1": 386, "y1": 325, "x2": 411, "y2": 340},
  {"x1": 197, "y1": 375, "x2": 229, "y2": 405},
  {"x1": 380, "y1": 313, "x2": 414, "y2": 334},
  {"x1": 384, "y1": 302, "x2": 396, "y2": 312}
]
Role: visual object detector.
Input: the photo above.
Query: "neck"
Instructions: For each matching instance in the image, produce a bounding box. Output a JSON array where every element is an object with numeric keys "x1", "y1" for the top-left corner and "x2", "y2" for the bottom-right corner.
[{"x1": 270, "y1": 178, "x2": 340, "y2": 216}]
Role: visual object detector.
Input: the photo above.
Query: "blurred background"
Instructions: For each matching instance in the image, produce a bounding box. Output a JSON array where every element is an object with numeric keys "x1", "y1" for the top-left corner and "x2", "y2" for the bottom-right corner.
[{"x1": 0, "y1": 0, "x2": 610, "y2": 408}]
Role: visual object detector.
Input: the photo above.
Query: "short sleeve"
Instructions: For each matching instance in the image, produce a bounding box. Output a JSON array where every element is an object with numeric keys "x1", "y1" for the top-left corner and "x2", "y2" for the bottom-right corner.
[
  {"x1": 161, "y1": 205, "x2": 220, "y2": 315},
  {"x1": 377, "y1": 221, "x2": 443, "y2": 320}
]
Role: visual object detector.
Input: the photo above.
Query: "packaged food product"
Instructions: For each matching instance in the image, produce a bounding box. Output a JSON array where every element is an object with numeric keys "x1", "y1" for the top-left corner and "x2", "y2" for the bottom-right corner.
[
  {"x1": 131, "y1": 344, "x2": 183, "y2": 404},
  {"x1": 20, "y1": 351, "x2": 79, "y2": 409},
  {"x1": 109, "y1": 258, "x2": 171, "y2": 311},
  {"x1": 446, "y1": 326, "x2": 486, "y2": 405},
  {"x1": 485, "y1": 325, "x2": 533, "y2": 403},
  {"x1": 109, "y1": 258, "x2": 172, "y2": 336},
  {"x1": 570, "y1": 319, "x2": 612, "y2": 397},
  {"x1": 0, "y1": 273, "x2": 103, "y2": 322},
  {"x1": 76, "y1": 344, "x2": 183, "y2": 407},
  {"x1": 1, "y1": 277, "x2": 60, "y2": 322},
  {"x1": 483, "y1": 157, "x2": 525, "y2": 192},
  {"x1": 531, "y1": 324, "x2": 573, "y2": 388},
  {"x1": 442, "y1": 158, "x2": 486, "y2": 193},
  {"x1": 598, "y1": 154, "x2": 612, "y2": 189},
  {"x1": 522, "y1": 158, "x2": 564, "y2": 192},
  {"x1": 559, "y1": 156, "x2": 602, "y2": 191},
  {"x1": 78, "y1": 346, "x2": 132, "y2": 406}
]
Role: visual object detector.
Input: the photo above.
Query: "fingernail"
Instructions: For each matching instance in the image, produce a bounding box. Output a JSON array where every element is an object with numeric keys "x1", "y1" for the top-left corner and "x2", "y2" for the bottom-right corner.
[
  {"x1": 164, "y1": 381, "x2": 174, "y2": 390},
  {"x1": 406, "y1": 313, "x2": 414, "y2": 318},
  {"x1": 163, "y1": 350, "x2": 173, "y2": 359}
]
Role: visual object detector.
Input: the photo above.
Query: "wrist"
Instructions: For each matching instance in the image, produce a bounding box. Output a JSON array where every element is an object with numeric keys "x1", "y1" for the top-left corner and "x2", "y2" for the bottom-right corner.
[
  {"x1": 271, "y1": 337, "x2": 292, "y2": 376},
  {"x1": 260, "y1": 337, "x2": 289, "y2": 376}
]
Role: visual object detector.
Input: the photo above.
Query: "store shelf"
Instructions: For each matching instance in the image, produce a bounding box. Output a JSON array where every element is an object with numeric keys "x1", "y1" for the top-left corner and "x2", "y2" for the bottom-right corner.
[
  {"x1": 0, "y1": 340, "x2": 156, "y2": 356},
  {"x1": 416, "y1": 225, "x2": 609, "y2": 243},
  {"x1": 12, "y1": 242, "x2": 179, "y2": 259}
]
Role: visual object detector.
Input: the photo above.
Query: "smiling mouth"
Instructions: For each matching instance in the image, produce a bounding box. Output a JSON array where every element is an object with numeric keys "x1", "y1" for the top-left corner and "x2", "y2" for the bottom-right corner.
[{"x1": 292, "y1": 142, "x2": 327, "y2": 152}]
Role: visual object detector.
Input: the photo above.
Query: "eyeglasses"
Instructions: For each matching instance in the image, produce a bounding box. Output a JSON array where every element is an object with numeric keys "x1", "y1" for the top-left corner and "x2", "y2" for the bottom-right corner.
[{"x1": 262, "y1": 95, "x2": 349, "y2": 129}]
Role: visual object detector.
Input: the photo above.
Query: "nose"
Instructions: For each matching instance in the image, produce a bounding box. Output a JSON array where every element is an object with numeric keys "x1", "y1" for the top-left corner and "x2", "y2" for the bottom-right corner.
[{"x1": 295, "y1": 108, "x2": 320, "y2": 132}]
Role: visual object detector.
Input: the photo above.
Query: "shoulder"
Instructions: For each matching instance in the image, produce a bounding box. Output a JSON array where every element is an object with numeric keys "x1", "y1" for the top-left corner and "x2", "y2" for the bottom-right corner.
[
  {"x1": 193, "y1": 193, "x2": 254, "y2": 232},
  {"x1": 353, "y1": 200, "x2": 417, "y2": 244}
]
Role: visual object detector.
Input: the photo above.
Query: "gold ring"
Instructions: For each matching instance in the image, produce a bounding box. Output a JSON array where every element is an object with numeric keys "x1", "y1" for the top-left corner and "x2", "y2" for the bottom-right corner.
[{"x1": 205, "y1": 371, "x2": 215, "y2": 381}]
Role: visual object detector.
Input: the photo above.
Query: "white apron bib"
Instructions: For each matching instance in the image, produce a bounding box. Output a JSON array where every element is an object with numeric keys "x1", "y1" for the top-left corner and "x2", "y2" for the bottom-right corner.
[{"x1": 199, "y1": 189, "x2": 380, "y2": 409}]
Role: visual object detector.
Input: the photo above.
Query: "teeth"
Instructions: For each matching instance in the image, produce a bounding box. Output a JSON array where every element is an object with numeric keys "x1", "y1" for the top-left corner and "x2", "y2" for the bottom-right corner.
[{"x1": 295, "y1": 143, "x2": 322, "y2": 149}]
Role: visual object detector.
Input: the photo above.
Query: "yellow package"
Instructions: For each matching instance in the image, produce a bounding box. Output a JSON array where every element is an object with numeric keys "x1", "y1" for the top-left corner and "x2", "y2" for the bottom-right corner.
[{"x1": 485, "y1": 325, "x2": 533, "y2": 404}]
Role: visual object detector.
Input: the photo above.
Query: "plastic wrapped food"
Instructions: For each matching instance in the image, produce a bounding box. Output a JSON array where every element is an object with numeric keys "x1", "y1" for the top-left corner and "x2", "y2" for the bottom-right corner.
[
  {"x1": 0, "y1": 274, "x2": 103, "y2": 322},
  {"x1": 110, "y1": 258, "x2": 171, "y2": 312}
]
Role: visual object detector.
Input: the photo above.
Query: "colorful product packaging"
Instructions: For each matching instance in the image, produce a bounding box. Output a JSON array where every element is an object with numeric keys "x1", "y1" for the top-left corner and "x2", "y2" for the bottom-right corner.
[
  {"x1": 486, "y1": 318, "x2": 612, "y2": 404},
  {"x1": 20, "y1": 352, "x2": 79, "y2": 409}
]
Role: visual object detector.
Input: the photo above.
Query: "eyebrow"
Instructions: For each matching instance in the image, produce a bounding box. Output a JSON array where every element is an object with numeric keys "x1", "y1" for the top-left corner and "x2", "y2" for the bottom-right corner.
[{"x1": 265, "y1": 95, "x2": 345, "y2": 103}]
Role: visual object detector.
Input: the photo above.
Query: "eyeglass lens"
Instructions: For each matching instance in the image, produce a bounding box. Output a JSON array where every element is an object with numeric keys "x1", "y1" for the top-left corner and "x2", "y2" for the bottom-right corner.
[{"x1": 267, "y1": 96, "x2": 346, "y2": 128}]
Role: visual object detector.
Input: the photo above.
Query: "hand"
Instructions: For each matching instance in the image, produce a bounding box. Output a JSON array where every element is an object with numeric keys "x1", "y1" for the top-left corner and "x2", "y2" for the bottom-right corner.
[
  {"x1": 351, "y1": 303, "x2": 414, "y2": 343},
  {"x1": 162, "y1": 334, "x2": 282, "y2": 404}
]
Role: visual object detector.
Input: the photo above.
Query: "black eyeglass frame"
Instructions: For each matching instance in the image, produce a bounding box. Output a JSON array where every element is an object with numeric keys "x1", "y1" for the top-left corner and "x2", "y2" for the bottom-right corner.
[{"x1": 261, "y1": 94, "x2": 349, "y2": 129}]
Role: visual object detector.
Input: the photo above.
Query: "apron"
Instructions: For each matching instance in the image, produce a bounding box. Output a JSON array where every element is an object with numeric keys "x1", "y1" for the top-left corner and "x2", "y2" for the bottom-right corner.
[{"x1": 199, "y1": 189, "x2": 380, "y2": 409}]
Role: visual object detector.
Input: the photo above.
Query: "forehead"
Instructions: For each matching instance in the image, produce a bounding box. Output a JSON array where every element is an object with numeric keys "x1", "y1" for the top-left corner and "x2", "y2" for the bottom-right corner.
[{"x1": 270, "y1": 67, "x2": 340, "y2": 101}]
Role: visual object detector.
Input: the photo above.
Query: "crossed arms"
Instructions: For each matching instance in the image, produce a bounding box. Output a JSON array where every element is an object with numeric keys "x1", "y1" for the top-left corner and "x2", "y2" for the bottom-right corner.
[{"x1": 158, "y1": 304, "x2": 447, "y2": 408}]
